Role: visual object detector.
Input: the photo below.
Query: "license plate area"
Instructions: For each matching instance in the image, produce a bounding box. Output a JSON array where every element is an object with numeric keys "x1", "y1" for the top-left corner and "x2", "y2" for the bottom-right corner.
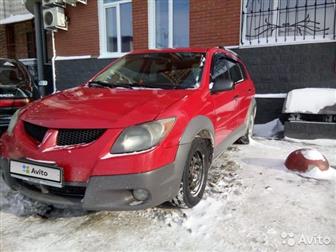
[{"x1": 10, "y1": 160, "x2": 63, "y2": 188}]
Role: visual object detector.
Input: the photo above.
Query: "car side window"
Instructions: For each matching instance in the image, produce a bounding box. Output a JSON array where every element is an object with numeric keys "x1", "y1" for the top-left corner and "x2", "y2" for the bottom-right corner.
[
  {"x1": 226, "y1": 60, "x2": 244, "y2": 83},
  {"x1": 210, "y1": 54, "x2": 231, "y2": 90},
  {"x1": 211, "y1": 54, "x2": 229, "y2": 79}
]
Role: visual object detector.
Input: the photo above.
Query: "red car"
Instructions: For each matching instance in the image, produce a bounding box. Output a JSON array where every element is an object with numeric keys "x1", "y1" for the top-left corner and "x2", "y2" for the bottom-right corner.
[
  {"x1": 0, "y1": 58, "x2": 39, "y2": 135},
  {"x1": 0, "y1": 47, "x2": 256, "y2": 210}
]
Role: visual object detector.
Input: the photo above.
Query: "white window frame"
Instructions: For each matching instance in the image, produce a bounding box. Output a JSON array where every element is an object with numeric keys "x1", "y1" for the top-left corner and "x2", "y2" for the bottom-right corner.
[
  {"x1": 148, "y1": 0, "x2": 188, "y2": 49},
  {"x1": 98, "y1": 0, "x2": 132, "y2": 58},
  {"x1": 240, "y1": 0, "x2": 336, "y2": 47}
]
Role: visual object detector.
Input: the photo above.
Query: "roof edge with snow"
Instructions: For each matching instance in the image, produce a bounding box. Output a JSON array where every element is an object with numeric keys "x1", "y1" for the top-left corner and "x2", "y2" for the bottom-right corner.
[{"x1": 0, "y1": 13, "x2": 34, "y2": 25}]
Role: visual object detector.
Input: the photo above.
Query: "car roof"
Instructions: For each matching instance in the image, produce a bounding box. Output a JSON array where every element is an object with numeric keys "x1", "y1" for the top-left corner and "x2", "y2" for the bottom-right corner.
[
  {"x1": 130, "y1": 47, "x2": 240, "y2": 61},
  {"x1": 131, "y1": 48, "x2": 209, "y2": 54}
]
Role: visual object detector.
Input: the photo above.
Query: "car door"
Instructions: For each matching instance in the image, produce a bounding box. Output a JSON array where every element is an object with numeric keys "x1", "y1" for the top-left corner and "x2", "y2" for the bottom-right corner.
[
  {"x1": 226, "y1": 59, "x2": 252, "y2": 127},
  {"x1": 209, "y1": 53, "x2": 240, "y2": 146}
]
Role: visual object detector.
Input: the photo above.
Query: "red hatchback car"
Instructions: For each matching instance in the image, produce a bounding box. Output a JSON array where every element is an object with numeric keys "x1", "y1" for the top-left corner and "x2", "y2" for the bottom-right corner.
[{"x1": 0, "y1": 47, "x2": 256, "y2": 210}]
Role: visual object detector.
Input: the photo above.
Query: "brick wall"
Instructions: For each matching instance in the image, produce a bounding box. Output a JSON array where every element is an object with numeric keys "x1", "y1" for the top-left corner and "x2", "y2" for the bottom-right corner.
[
  {"x1": 55, "y1": 0, "x2": 99, "y2": 57},
  {"x1": 0, "y1": 25, "x2": 7, "y2": 58},
  {"x1": 14, "y1": 21, "x2": 34, "y2": 59},
  {"x1": 54, "y1": 0, "x2": 242, "y2": 56},
  {"x1": 0, "y1": 20, "x2": 34, "y2": 59},
  {"x1": 190, "y1": 0, "x2": 241, "y2": 47},
  {"x1": 132, "y1": 0, "x2": 148, "y2": 50}
]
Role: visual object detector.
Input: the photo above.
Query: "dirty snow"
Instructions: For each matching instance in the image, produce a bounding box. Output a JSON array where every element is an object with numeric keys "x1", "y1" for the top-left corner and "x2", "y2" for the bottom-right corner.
[
  {"x1": 1, "y1": 137, "x2": 335, "y2": 251},
  {"x1": 283, "y1": 88, "x2": 336, "y2": 114}
]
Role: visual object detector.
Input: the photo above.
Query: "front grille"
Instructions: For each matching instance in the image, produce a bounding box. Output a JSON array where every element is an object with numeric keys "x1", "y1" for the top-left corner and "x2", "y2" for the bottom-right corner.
[
  {"x1": 57, "y1": 129, "x2": 105, "y2": 146},
  {"x1": 47, "y1": 185, "x2": 86, "y2": 198},
  {"x1": 23, "y1": 121, "x2": 105, "y2": 146},
  {"x1": 16, "y1": 179, "x2": 86, "y2": 199},
  {"x1": 24, "y1": 121, "x2": 48, "y2": 143}
]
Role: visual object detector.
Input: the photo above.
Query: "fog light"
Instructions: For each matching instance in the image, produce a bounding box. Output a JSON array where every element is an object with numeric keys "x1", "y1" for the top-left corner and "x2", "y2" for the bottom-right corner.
[{"x1": 132, "y1": 189, "x2": 149, "y2": 201}]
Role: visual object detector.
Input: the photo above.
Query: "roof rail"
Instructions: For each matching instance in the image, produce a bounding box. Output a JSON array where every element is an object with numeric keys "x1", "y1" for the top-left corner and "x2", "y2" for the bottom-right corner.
[{"x1": 217, "y1": 46, "x2": 240, "y2": 58}]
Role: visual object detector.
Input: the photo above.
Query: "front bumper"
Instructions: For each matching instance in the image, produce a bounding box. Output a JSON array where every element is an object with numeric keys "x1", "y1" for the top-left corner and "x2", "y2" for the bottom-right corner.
[{"x1": 0, "y1": 145, "x2": 189, "y2": 210}]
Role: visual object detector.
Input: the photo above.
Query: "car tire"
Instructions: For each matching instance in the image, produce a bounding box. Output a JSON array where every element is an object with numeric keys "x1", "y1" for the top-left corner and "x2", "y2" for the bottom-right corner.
[
  {"x1": 237, "y1": 107, "x2": 256, "y2": 145},
  {"x1": 170, "y1": 138, "x2": 211, "y2": 208}
]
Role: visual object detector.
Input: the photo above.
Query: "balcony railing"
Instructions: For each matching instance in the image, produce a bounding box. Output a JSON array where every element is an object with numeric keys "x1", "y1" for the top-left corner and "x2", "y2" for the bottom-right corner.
[{"x1": 241, "y1": 0, "x2": 336, "y2": 46}]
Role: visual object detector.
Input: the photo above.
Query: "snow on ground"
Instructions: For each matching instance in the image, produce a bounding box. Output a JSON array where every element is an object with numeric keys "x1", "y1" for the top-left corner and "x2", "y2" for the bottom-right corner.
[
  {"x1": 283, "y1": 88, "x2": 336, "y2": 114},
  {"x1": 0, "y1": 138, "x2": 335, "y2": 252}
]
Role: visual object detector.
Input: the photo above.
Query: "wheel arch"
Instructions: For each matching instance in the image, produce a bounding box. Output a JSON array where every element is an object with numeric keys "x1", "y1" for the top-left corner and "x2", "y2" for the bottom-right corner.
[{"x1": 179, "y1": 115, "x2": 215, "y2": 147}]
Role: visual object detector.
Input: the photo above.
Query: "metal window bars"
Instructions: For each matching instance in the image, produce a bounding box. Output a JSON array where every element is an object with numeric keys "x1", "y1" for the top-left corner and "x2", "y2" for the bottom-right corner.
[{"x1": 241, "y1": 0, "x2": 336, "y2": 45}]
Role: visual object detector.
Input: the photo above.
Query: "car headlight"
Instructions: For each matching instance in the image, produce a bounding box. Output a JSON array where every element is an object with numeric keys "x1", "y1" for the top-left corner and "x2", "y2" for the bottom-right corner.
[
  {"x1": 111, "y1": 118, "x2": 176, "y2": 154},
  {"x1": 7, "y1": 109, "x2": 21, "y2": 136}
]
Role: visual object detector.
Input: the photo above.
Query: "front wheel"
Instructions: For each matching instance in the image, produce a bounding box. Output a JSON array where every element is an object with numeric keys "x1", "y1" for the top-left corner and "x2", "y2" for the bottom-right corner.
[{"x1": 170, "y1": 138, "x2": 211, "y2": 208}]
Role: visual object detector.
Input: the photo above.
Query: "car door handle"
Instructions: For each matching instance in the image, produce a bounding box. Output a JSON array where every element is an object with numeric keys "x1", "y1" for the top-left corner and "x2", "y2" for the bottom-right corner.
[{"x1": 233, "y1": 95, "x2": 239, "y2": 100}]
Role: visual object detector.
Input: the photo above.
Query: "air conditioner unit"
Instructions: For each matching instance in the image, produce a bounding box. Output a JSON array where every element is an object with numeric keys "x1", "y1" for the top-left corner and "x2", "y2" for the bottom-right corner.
[
  {"x1": 63, "y1": 0, "x2": 77, "y2": 6},
  {"x1": 77, "y1": 0, "x2": 87, "y2": 4},
  {"x1": 42, "y1": 0, "x2": 64, "y2": 7},
  {"x1": 43, "y1": 7, "x2": 68, "y2": 31}
]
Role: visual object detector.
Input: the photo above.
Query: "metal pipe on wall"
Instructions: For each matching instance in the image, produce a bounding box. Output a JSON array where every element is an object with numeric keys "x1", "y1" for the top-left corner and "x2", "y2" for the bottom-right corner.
[{"x1": 33, "y1": 2, "x2": 46, "y2": 97}]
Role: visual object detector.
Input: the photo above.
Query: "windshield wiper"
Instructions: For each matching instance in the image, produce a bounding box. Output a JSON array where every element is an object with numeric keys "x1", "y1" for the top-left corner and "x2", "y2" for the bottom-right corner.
[
  {"x1": 129, "y1": 83, "x2": 187, "y2": 90},
  {"x1": 88, "y1": 81, "x2": 133, "y2": 89},
  {"x1": 89, "y1": 81, "x2": 189, "y2": 90}
]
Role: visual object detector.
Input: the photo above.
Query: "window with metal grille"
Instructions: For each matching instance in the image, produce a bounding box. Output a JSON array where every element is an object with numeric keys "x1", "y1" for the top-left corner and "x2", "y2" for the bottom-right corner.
[{"x1": 241, "y1": 0, "x2": 336, "y2": 46}]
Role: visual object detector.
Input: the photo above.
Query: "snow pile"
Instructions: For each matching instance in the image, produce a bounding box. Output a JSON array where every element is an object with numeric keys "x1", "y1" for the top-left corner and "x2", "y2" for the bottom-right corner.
[
  {"x1": 298, "y1": 166, "x2": 336, "y2": 180},
  {"x1": 0, "y1": 177, "x2": 49, "y2": 216},
  {"x1": 253, "y1": 119, "x2": 284, "y2": 138},
  {"x1": 283, "y1": 88, "x2": 336, "y2": 114}
]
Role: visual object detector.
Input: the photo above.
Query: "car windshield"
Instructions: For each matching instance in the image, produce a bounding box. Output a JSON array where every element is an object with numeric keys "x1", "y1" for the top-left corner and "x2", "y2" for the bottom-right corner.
[{"x1": 92, "y1": 52, "x2": 205, "y2": 89}]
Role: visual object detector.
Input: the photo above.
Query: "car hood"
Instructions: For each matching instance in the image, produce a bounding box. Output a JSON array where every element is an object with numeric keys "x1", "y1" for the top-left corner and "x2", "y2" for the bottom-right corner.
[{"x1": 21, "y1": 86, "x2": 190, "y2": 129}]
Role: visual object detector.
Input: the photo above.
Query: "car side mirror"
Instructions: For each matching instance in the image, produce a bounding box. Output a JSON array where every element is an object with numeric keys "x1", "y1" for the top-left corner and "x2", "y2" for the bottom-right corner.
[{"x1": 210, "y1": 76, "x2": 234, "y2": 94}]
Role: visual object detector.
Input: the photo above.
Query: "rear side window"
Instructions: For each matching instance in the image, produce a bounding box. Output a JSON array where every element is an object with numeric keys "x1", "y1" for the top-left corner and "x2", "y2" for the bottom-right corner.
[{"x1": 226, "y1": 61, "x2": 244, "y2": 83}]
